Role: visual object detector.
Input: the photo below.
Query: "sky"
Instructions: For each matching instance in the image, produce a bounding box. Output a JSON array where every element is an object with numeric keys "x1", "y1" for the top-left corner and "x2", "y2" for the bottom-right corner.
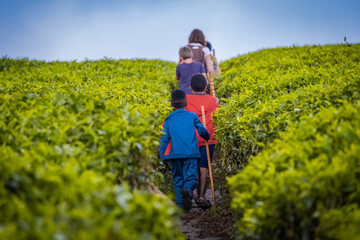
[{"x1": 1, "y1": 0, "x2": 359, "y2": 62}]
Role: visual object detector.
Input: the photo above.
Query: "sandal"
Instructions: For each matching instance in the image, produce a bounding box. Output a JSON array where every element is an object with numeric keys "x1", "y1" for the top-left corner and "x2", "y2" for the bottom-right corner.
[{"x1": 195, "y1": 197, "x2": 212, "y2": 209}]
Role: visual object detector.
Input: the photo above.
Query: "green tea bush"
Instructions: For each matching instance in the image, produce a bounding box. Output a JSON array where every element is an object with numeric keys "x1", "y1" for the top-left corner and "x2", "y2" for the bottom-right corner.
[
  {"x1": 215, "y1": 44, "x2": 360, "y2": 173},
  {"x1": 0, "y1": 58, "x2": 175, "y2": 186},
  {"x1": 0, "y1": 58, "x2": 184, "y2": 239},
  {"x1": 228, "y1": 101, "x2": 360, "y2": 239},
  {"x1": 213, "y1": 44, "x2": 360, "y2": 239},
  {"x1": 1, "y1": 148, "x2": 183, "y2": 239}
]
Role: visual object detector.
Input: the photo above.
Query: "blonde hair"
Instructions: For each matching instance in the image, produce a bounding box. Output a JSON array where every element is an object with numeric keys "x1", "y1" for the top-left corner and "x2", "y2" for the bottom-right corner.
[{"x1": 179, "y1": 46, "x2": 193, "y2": 59}]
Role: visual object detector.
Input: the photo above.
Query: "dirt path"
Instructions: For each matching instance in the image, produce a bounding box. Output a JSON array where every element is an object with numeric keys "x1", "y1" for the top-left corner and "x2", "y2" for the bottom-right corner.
[{"x1": 180, "y1": 189, "x2": 232, "y2": 240}]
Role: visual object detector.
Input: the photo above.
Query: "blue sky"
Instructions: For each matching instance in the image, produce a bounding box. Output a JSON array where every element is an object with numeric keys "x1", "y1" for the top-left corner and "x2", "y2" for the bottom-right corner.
[{"x1": 1, "y1": 0, "x2": 359, "y2": 62}]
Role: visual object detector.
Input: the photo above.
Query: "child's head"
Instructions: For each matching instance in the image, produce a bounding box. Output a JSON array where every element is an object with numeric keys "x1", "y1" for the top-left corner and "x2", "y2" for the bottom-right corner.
[
  {"x1": 188, "y1": 29, "x2": 206, "y2": 46},
  {"x1": 179, "y1": 46, "x2": 193, "y2": 60},
  {"x1": 190, "y1": 74, "x2": 207, "y2": 93},
  {"x1": 171, "y1": 89, "x2": 187, "y2": 109}
]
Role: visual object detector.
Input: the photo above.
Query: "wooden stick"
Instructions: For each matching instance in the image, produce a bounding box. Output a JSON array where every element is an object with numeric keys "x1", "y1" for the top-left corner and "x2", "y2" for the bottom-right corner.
[
  {"x1": 201, "y1": 105, "x2": 216, "y2": 206},
  {"x1": 209, "y1": 72, "x2": 215, "y2": 97}
]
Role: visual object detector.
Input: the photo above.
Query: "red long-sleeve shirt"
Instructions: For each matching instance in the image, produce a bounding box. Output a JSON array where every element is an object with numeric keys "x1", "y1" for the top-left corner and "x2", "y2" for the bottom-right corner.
[{"x1": 186, "y1": 94, "x2": 219, "y2": 146}]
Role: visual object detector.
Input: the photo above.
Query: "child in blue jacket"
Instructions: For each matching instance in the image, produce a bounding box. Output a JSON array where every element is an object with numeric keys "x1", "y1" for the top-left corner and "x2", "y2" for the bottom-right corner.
[{"x1": 159, "y1": 90, "x2": 210, "y2": 211}]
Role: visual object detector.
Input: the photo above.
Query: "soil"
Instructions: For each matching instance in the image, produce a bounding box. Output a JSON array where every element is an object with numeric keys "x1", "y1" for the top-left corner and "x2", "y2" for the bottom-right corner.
[
  {"x1": 180, "y1": 189, "x2": 233, "y2": 240},
  {"x1": 158, "y1": 150, "x2": 234, "y2": 239}
]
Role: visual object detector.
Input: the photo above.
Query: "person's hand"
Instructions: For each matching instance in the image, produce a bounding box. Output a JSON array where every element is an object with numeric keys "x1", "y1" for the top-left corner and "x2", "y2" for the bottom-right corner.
[
  {"x1": 215, "y1": 97, "x2": 219, "y2": 104},
  {"x1": 178, "y1": 57, "x2": 183, "y2": 64}
]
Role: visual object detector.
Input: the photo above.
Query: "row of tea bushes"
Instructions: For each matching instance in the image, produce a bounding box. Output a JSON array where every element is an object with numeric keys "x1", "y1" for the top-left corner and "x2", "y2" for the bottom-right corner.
[
  {"x1": 228, "y1": 101, "x2": 360, "y2": 239},
  {"x1": 214, "y1": 44, "x2": 360, "y2": 239},
  {"x1": 1, "y1": 147, "x2": 183, "y2": 239},
  {"x1": 0, "y1": 58, "x2": 184, "y2": 239},
  {"x1": 215, "y1": 44, "x2": 360, "y2": 172},
  {"x1": 0, "y1": 58, "x2": 176, "y2": 187}
]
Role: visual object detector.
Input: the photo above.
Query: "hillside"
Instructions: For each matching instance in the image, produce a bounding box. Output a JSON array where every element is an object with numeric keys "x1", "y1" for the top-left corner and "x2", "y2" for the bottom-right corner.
[
  {"x1": 214, "y1": 43, "x2": 360, "y2": 239},
  {"x1": 0, "y1": 43, "x2": 359, "y2": 239},
  {"x1": 0, "y1": 58, "x2": 184, "y2": 239}
]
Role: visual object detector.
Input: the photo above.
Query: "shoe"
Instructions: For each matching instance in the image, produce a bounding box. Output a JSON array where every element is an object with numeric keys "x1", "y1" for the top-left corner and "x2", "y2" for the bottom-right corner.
[
  {"x1": 195, "y1": 197, "x2": 212, "y2": 209},
  {"x1": 180, "y1": 189, "x2": 192, "y2": 212}
]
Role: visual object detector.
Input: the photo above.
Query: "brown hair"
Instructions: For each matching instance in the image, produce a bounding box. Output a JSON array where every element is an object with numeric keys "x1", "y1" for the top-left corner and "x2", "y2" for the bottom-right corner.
[
  {"x1": 179, "y1": 46, "x2": 193, "y2": 59},
  {"x1": 188, "y1": 29, "x2": 206, "y2": 46}
]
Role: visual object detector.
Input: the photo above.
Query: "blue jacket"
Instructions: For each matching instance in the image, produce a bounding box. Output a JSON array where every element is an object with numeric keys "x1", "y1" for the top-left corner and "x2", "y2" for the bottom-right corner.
[{"x1": 159, "y1": 109, "x2": 210, "y2": 160}]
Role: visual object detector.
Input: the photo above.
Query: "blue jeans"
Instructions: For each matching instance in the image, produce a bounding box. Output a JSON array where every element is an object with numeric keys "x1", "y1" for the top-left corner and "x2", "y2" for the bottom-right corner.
[{"x1": 169, "y1": 158, "x2": 198, "y2": 207}]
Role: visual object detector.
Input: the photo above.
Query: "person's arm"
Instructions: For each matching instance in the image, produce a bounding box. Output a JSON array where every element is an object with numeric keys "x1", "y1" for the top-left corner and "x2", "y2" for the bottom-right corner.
[
  {"x1": 159, "y1": 121, "x2": 170, "y2": 159},
  {"x1": 175, "y1": 65, "x2": 180, "y2": 80},
  {"x1": 203, "y1": 73, "x2": 209, "y2": 86},
  {"x1": 204, "y1": 55, "x2": 214, "y2": 74},
  {"x1": 199, "y1": 64, "x2": 209, "y2": 84},
  {"x1": 194, "y1": 115, "x2": 210, "y2": 141},
  {"x1": 178, "y1": 57, "x2": 183, "y2": 65}
]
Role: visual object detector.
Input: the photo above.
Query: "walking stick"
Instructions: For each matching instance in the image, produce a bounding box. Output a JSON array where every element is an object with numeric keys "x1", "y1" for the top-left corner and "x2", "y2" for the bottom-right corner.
[
  {"x1": 201, "y1": 105, "x2": 216, "y2": 206},
  {"x1": 208, "y1": 49, "x2": 216, "y2": 97},
  {"x1": 209, "y1": 72, "x2": 215, "y2": 97}
]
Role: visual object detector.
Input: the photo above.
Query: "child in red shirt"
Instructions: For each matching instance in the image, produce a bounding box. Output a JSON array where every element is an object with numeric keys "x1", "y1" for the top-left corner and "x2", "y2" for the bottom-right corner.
[{"x1": 186, "y1": 74, "x2": 219, "y2": 208}]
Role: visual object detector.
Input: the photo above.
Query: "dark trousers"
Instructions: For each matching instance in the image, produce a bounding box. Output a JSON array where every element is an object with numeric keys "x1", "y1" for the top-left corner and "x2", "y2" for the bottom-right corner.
[
  {"x1": 169, "y1": 158, "x2": 198, "y2": 207},
  {"x1": 198, "y1": 144, "x2": 215, "y2": 169}
]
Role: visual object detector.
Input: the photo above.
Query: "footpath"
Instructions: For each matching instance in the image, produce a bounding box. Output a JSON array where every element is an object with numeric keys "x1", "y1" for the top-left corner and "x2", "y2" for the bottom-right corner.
[{"x1": 180, "y1": 189, "x2": 232, "y2": 240}]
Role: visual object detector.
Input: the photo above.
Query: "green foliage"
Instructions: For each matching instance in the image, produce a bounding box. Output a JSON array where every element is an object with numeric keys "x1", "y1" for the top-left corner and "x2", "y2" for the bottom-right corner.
[
  {"x1": 0, "y1": 58, "x2": 175, "y2": 186},
  {"x1": 215, "y1": 44, "x2": 360, "y2": 173},
  {"x1": 0, "y1": 58, "x2": 184, "y2": 239},
  {"x1": 317, "y1": 205, "x2": 360, "y2": 240},
  {"x1": 228, "y1": 101, "x2": 360, "y2": 239},
  {"x1": 1, "y1": 151, "x2": 184, "y2": 240},
  {"x1": 216, "y1": 44, "x2": 360, "y2": 239}
]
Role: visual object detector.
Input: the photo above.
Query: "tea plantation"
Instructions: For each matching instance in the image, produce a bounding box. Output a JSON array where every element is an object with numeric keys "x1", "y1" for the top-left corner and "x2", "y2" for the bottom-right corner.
[
  {"x1": 0, "y1": 58, "x2": 184, "y2": 239},
  {"x1": 215, "y1": 44, "x2": 360, "y2": 239},
  {"x1": 1, "y1": 43, "x2": 359, "y2": 239}
]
